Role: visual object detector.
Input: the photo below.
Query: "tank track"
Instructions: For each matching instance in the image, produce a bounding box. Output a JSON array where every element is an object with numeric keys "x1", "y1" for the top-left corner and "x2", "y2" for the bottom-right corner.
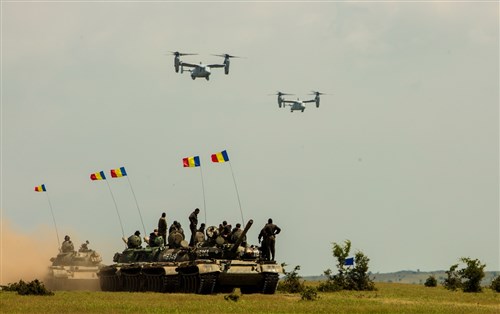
[
  {"x1": 261, "y1": 273, "x2": 279, "y2": 294},
  {"x1": 122, "y1": 272, "x2": 143, "y2": 292},
  {"x1": 179, "y1": 271, "x2": 217, "y2": 294}
]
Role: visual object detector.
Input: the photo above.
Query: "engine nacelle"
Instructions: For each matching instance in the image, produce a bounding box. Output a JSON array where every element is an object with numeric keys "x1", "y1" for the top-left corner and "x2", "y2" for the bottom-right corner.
[
  {"x1": 174, "y1": 57, "x2": 180, "y2": 73},
  {"x1": 278, "y1": 96, "x2": 283, "y2": 108},
  {"x1": 315, "y1": 96, "x2": 320, "y2": 108},
  {"x1": 224, "y1": 61, "x2": 230, "y2": 75}
]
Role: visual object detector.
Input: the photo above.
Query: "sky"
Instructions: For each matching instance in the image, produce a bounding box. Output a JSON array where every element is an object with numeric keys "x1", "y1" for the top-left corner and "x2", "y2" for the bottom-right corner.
[{"x1": 1, "y1": 1, "x2": 498, "y2": 280}]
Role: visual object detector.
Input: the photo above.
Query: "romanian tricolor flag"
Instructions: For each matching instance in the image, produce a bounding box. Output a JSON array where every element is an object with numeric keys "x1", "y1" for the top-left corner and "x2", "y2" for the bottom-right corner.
[
  {"x1": 183, "y1": 156, "x2": 200, "y2": 167},
  {"x1": 211, "y1": 150, "x2": 229, "y2": 163},
  {"x1": 90, "y1": 171, "x2": 106, "y2": 181},
  {"x1": 110, "y1": 167, "x2": 127, "y2": 178},
  {"x1": 34, "y1": 184, "x2": 46, "y2": 192}
]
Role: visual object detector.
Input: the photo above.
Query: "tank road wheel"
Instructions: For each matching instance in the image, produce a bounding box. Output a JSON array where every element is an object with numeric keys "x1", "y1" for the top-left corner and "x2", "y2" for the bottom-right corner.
[{"x1": 261, "y1": 273, "x2": 279, "y2": 294}]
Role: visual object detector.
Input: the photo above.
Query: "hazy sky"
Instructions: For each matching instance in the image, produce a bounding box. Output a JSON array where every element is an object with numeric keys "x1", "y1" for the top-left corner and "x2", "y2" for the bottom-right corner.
[{"x1": 1, "y1": 1, "x2": 498, "y2": 277}]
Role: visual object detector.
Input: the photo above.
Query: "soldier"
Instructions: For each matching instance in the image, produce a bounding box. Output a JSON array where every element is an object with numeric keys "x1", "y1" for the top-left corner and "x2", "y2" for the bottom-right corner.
[
  {"x1": 194, "y1": 223, "x2": 206, "y2": 246},
  {"x1": 175, "y1": 221, "x2": 185, "y2": 239},
  {"x1": 230, "y1": 223, "x2": 244, "y2": 244},
  {"x1": 188, "y1": 208, "x2": 200, "y2": 246},
  {"x1": 258, "y1": 218, "x2": 281, "y2": 261},
  {"x1": 158, "y1": 212, "x2": 167, "y2": 246},
  {"x1": 61, "y1": 235, "x2": 74, "y2": 253},
  {"x1": 149, "y1": 229, "x2": 159, "y2": 247},
  {"x1": 169, "y1": 220, "x2": 179, "y2": 234},
  {"x1": 127, "y1": 230, "x2": 142, "y2": 249},
  {"x1": 79, "y1": 240, "x2": 90, "y2": 252}
]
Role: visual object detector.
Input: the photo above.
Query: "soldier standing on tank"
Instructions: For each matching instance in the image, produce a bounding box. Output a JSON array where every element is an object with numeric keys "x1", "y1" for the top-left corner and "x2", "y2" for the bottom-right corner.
[
  {"x1": 158, "y1": 212, "x2": 168, "y2": 246},
  {"x1": 258, "y1": 219, "x2": 281, "y2": 261},
  {"x1": 188, "y1": 208, "x2": 200, "y2": 246},
  {"x1": 61, "y1": 235, "x2": 74, "y2": 253}
]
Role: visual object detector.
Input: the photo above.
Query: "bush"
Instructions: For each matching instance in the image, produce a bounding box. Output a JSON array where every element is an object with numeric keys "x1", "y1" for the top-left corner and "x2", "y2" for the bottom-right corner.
[
  {"x1": 443, "y1": 264, "x2": 462, "y2": 291},
  {"x1": 1, "y1": 279, "x2": 54, "y2": 296},
  {"x1": 300, "y1": 286, "x2": 319, "y2": 301},
  {"x1": 277, "y1": 264, "x2": 305, "y2": 293},
  {"x1": 443, "y1": 258, "x2": 486, "y2": 293},
  {"x1": 490, "y1": 275, "x2": 500, "y2": 293},
  {"x1": 459, "y1": 257, "x2": 485, "y2": 293},
  {"x1": 319, "y1": 240, "x2": 375, "y2": 292},
  {"x1": 424, "y1": 275, "x2": 437, "y2": 287}
]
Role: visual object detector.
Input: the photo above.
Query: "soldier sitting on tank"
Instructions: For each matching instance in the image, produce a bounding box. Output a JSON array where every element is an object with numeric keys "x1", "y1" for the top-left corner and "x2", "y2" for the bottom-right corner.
[
  {"x1": 79, "y1": 240, "x2": 90, "y2": 252},
  {"x1": 168, "y1": 221, "x2": 177, "y2": 234},
  {"x1": 194, "y1": 223, "x2": 206, "y2": 246},
  {"x1": 61, "y1": 235, "x2": 74, "y2": 253},
  {"x1": 175, "y1": 221, "x2": 185, "y2": 238},
  {"x1": 127, "y1": 230, "x2": 142, "y2": 249},
  {"x1": 149, "y1": 229, "x2": 159, "y2": 247},
  {"x1": 221, "y1": 223, "x2": 232, "y2": 243},
  {"x1": 230, "y1": 223, "x2": 245, "y2": 245}
]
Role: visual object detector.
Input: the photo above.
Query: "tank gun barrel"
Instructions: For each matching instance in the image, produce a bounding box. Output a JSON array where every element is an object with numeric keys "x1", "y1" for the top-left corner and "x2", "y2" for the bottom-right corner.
[{"x1": 231, "y1": 219, "x2": 253, "y2": 253}]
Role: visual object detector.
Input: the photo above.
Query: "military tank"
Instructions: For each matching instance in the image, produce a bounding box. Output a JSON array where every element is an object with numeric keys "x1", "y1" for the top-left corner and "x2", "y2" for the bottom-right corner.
[
  {"x1": 177, "y1": 219, "x2": 283, "y2": 294},
  {"x1": 45, "y1": 240, "x2": 103, "y2": 290},
  {"x1": 98, "y1": 219, "x2": 283, "y2": 294},
  {"x1": 98, "y1": 231, "x2": 190, "y2": 292}
]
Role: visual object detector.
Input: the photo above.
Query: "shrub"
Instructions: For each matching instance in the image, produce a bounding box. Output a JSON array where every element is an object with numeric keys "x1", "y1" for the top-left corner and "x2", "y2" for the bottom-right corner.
[
  {"x1": 300, "y1": 286, "x2": 319, "y2": 301},
  {"x1": 1, "y1": 279, "x2": 54, "y2": 296},
  {"x1": 317, "y1": 269, "x2": 342, "y2": 292},
  {"x1": 424, "y1": 275, "x2": 437, "y2": 287},
  {"x1": 458, "y1": 257, "x2": 485, "y2": 293},
  {"x1": 277, "y1": 264, "x2": 305, "y2": 293},
  {"x1": 319, "y1": 240, "x2": 375, "y2": 292},
  {"x1": 443, "y1": 264, "x2": 462, "y2": 291},
  {"x1": 490, "y1": 275, "x2": 500, "y2": 293}
]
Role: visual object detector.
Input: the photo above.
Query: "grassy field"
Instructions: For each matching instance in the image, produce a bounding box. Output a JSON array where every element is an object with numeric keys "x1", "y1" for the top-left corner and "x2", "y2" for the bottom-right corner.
[{"x1": 1, "y1": 283, "x2": 498, "y2": 313}]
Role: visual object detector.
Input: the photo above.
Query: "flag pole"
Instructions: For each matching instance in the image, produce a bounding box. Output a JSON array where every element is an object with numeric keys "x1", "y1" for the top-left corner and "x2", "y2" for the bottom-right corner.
[
  {"x1": 199, "y1": 165, "x2": 207, "y2": 224},
  {"x1": 45, "y1": 191, "x2": 61, "y2": 249},
  {"x1": 125, "y1": 176, "x2": 146, "y2": 236},
  {"x1": 105, "y1": 180, "x2": 125, "y2": 239},
  {"x1": 228, "y1": 161, "x2": 245, "y2": 225}
]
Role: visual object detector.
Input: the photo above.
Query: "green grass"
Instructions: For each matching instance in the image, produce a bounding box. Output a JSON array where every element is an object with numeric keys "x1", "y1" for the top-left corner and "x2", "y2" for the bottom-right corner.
[{"x1": 1, "y1": 283, "x2": 498, "y2": 313}]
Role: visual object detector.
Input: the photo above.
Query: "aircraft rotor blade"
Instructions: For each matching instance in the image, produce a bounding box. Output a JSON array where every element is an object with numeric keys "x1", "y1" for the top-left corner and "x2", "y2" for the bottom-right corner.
[
  {"x1": 170, "y1": 51, "x2": 198, "y2": 57},
  {"x1": 212, "y1": 53, "x2": 242, "y2": 59}
]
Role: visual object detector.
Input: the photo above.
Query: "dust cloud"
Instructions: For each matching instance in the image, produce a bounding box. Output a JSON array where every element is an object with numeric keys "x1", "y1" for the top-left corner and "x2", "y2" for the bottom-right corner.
[{"x1": 0, "y1": 219, "x2": 56, "y2": 285}]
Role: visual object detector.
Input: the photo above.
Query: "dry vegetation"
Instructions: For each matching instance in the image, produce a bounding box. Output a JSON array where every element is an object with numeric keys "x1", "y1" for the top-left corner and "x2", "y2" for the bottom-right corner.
[{"x1": 1, "y1": 282, "x2": 499, "y2": 314}]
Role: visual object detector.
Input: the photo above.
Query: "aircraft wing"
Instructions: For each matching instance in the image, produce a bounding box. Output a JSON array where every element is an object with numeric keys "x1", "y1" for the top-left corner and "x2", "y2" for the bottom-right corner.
[
  {"x1": 180, "y1": 62, "x2": 198, "y2": 68},
  {"x1": 303, "y1": 99, "x2": 315, "y2": 103},
  {"x1": 207, "y1": 64, "x2": 225, "y2": 68},
  {"x1": 281, "y1": 100, "x2": 296, "y2": 104}
]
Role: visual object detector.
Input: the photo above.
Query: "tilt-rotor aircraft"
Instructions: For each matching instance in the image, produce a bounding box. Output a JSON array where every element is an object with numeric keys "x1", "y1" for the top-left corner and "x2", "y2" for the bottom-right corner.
[
  {"x1": 273, "y1": 91, "x2": 326, "y2": 113},
  {"x1": 171, "y1": 51, "x2": 240, "y2": 81}
]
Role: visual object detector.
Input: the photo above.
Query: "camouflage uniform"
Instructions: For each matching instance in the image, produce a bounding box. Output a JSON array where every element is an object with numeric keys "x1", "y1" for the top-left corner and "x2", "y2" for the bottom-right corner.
[
  {"x1": 61, "y1": 235, "x2": 74, "y2": 253},
  {"x1": 258, "y1": 219, "x2": 281, "y2": 261},
  {"x1": 158, "y1": 213, "x2": 167, "y2": 246},
  {"x1": 188, "y1": 208, "x2": 200, "y2": 247}
]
